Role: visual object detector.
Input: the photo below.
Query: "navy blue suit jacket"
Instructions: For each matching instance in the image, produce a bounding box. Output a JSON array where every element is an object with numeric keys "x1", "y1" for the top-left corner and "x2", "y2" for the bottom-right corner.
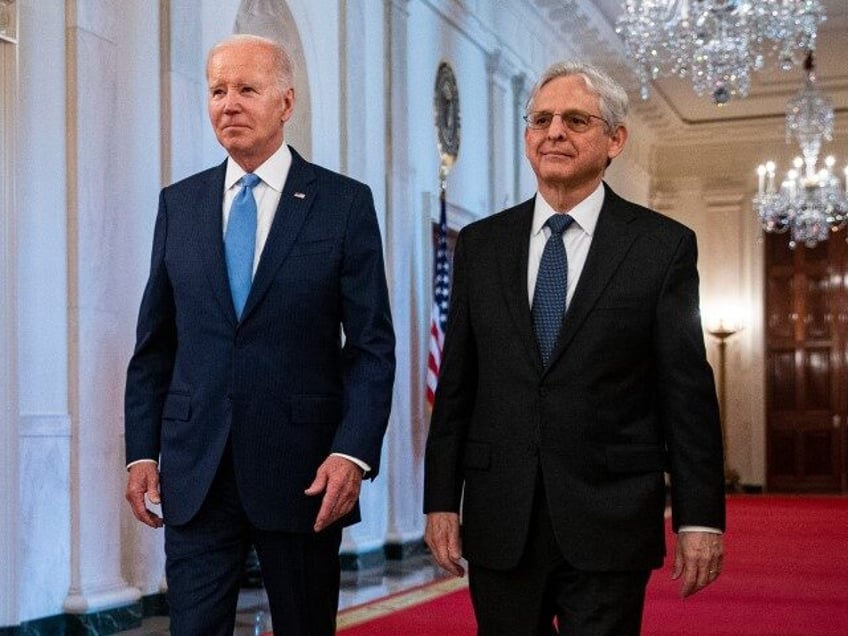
[
  {"x1": 424, "y1": 185, "x2": 725, "y2": 572},
  {"x1": 125, "y1": 147, "x2": 395, "y2": 531}
]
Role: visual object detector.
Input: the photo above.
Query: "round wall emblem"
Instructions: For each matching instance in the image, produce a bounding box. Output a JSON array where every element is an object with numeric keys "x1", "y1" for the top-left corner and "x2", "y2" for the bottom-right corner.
[{"x1": 434, "y1": 61, "x2": 460, "y2": 169}]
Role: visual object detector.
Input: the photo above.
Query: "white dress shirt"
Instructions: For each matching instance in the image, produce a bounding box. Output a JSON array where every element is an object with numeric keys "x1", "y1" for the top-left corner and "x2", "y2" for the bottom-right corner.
[
  {"x1": 223, "y1": 143, "x2": 291, "y2": 274},
  {"x1": 527, "y1": 182, "x2": 604, "y2": 308}
]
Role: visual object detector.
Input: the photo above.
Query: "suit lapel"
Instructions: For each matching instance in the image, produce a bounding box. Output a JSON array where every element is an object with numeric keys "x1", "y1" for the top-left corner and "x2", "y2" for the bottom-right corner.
[
  {"x1": 195, "y1": 161, "x2": 239, "y2": 326},
  {"x1": 495, "y1": 199, "x2": 540, "y2": 370},
  {"x1": 547, "y1": 185, "x2": 638, "y2": 369},
  {"x1": 240, "y1": 147, "x2": 317, "y2": 321}
]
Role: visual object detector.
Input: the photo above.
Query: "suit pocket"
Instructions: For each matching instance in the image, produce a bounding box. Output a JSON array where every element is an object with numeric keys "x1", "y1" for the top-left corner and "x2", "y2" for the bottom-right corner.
[
  {"x1": 162, "y1": 393, "x2": 191, "y2": 421},
  {"x1": 463, "y1": 441, "x2": 491, "y2": 471},
  {"x1": 291, "y1": 395, "x2": 343, "y2": 424},
  {"x1": 605, "y1": 444, "x2": 665, "y2": 474}
]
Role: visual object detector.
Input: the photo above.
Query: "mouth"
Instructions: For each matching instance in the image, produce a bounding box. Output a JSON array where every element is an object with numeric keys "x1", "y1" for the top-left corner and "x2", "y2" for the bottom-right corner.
[
  {"x1": 221, "y1": 123, "x2": 250, "y2": 133},
  {"x1": 540, "y1": 150, "x2": 574, "y2": 161}
]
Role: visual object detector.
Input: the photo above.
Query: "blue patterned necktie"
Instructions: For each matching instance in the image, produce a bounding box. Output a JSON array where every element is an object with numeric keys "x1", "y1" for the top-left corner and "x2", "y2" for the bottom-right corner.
[
  {"x1": 224, "y1": 173, "x2": 261, "y2": 319},
  {"x1": 532, "y1": 213, "x2": 574, "y2": 367}
]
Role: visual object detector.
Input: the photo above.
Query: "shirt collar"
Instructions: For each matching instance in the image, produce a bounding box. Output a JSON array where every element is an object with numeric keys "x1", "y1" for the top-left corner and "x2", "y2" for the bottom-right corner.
[
  {"x1": 531, "y1": 182, "x2": 605, "y2": 237},
  {"x1": 224, "y1": 143, "x2": 292, "y2": 193}
]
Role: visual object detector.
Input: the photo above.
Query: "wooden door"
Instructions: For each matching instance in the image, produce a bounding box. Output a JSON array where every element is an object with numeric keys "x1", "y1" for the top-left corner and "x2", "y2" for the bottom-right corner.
[{"x1": 765, "y1": 233, "x2": 847, "y2": 492}]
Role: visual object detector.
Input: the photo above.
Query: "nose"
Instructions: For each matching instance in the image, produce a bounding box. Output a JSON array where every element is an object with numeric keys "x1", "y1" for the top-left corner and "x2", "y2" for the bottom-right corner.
[
  {"x1": 546, "y1": 113, "x2": 569, "y2": 139},
  {"x1": 221, "y1": 91, "x2": 241, "y2": 113}
]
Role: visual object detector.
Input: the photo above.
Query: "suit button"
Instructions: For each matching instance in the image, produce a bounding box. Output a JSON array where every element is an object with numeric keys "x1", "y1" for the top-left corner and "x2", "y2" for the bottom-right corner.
[{"x1": 539, "y1": 387, "x2": 547, "y2": 397}]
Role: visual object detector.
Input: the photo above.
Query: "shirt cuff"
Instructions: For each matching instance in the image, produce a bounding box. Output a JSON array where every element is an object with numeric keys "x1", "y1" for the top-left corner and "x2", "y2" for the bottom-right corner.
[
  {"x1": 331, "y1": 453, "x2": 371, "y2": 476},
  {"x1": 679, "y1": 525, "x2": 723, "y2": 534},
  {"x1": 126, "y1": 458, "x2": 158, "y2": 471}
]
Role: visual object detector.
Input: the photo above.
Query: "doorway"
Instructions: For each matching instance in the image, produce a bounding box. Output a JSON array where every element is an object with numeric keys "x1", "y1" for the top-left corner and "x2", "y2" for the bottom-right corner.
[{"x1": 764, "y1": 233, "x2": 848, "y2": 492}]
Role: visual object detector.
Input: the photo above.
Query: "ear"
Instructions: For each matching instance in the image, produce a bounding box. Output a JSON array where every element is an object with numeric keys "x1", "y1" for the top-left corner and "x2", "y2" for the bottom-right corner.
[
  {"x1": 280, "y1": 86, "x2": 295, "y2": 124},
  {"x1": 606, "y1": 124, "x2": 628, "y2": 160}
]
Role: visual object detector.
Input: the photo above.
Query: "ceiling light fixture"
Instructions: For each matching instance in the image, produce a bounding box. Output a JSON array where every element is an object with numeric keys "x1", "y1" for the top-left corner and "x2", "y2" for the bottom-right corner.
[
  {"x1": 754, "y1": 51, "x2": 847, "y2": 249},
  {"x1": 615, "y1": 0, "x2": 826, "y2": 104}
]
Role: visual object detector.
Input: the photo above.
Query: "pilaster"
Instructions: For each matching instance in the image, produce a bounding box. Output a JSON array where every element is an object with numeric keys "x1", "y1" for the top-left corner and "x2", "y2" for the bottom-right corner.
[
  {"x1": 0, "y1": 0, "x2": 18, "y2": 626},
  {"x1": 63, "y1": 0, "x2": 158, "y2": 615},
  {"x1": 382, "y1": 0, "x2": 426, "y2": 552},
  {"x1": 486, "y1": 50, "x2": 514, "y2": 211}
]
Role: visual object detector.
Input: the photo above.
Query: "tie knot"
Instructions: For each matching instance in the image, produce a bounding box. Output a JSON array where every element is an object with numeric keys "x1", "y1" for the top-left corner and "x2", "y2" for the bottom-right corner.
[
  {"x1": 241, "y1": 173, "x2": 261, "y2": 190},
  {"x1": 545, "y1": 214, "x2": 573, "y2": 237}
]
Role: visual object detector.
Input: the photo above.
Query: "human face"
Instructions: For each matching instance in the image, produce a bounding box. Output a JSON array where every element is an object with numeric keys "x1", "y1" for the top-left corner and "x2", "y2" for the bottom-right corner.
[
  {"x1": 207, "y1": 41, "x2": 295, "y2": 172},
  {"x1": 524, "y1": 74, "x2": 626, "y2": 200}
]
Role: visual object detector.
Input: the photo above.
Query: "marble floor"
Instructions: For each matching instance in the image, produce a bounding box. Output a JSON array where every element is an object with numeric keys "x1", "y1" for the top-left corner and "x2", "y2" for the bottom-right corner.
[{"x1": 117, "y1": 554, "x2": 447, "y2": 635}]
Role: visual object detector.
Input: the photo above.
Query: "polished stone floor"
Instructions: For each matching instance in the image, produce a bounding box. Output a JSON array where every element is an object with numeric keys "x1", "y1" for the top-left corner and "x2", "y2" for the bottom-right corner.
[{"x1": 117, "y1": 554, "x2": 445, "y2": 635}]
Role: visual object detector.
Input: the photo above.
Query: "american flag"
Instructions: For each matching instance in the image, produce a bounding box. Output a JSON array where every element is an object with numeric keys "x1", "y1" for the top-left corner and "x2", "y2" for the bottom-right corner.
[{"x1": 426, "y1": 187, "x2": 451, "y2": 409}]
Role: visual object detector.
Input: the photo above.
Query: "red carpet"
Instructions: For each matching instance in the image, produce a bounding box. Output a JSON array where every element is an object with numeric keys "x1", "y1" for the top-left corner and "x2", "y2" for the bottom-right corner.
[{"x1": 337, "y1": 496, "x2": 848, "y2": 635}]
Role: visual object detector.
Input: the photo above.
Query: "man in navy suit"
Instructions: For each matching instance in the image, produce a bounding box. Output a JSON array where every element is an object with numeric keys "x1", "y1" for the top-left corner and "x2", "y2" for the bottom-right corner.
[
  {"x1": 124, "y1": 34, "x2": 395, "y2": 635},
  {"x1": 424, "y1": 61, "x2": 725, "y2": 635}
]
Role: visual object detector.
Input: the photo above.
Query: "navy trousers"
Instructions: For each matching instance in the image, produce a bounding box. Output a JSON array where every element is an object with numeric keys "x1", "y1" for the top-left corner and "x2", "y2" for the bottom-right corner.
[{"x1": 164, "y1": 443, "x2": 343, "y2": 636}]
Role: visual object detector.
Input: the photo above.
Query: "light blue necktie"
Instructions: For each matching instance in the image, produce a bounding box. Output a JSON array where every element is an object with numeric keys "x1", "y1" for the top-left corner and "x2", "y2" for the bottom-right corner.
[
  {"x1": 532, "y1": 214, "x2": 574, "y2": 367},
  {"x1": 224, "y1": 173, "x2": 260, "y2": 319}
]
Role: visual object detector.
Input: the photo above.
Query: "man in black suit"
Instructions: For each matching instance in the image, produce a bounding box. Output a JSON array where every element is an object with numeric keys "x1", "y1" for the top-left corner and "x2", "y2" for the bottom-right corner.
[
  {"x1": 124, "y1": 34, "x2": 395, "y2": 635},
  {"x1": 424, "y1": 61, "x2": 725, "y2": 635}
]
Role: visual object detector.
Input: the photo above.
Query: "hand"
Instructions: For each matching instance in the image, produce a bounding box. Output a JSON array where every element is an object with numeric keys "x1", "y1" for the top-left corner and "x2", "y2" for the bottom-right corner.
[
  {"x1": 305, "y1": 455, "x2": 363, "y2": 532},
  {"x1": 672, "y1": 531, "x2": 724, "y2": 598},
  {"x1": 125, "y1": 462, "x2": 164, "y2": 528},
  {"x1": 425, "y1": 512, "x2": 465, "y2": 577}
]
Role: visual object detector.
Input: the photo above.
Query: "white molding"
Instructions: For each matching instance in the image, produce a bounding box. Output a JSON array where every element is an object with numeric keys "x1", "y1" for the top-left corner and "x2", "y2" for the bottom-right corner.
[{"x1": 63, "y1": 585, "x2": 141, "y2": 614}]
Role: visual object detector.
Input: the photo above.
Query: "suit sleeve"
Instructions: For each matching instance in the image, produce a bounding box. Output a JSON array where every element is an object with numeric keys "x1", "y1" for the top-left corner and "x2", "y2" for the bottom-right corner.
[
  {"x1": 331, "y1": 184, "x2": 396, "y2": 478},
  {"x1": 423, "y1": 229, "x2": 478, "y2": 513},
  {"x1": 654, "y1": 230, "x2": 726, "y2": 532},
  {"x1": 124, "y1": 191, "x2": 177, "y2": 465}
]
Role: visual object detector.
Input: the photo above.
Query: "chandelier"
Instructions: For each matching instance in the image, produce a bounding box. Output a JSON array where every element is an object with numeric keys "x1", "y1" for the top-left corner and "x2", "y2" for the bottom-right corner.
[
  {"x1": 615, "y1": 1, "x2": 826, "y2": 104},
  {"x1": 754, "y1": 52, "x2": 848, "y2": 249}
]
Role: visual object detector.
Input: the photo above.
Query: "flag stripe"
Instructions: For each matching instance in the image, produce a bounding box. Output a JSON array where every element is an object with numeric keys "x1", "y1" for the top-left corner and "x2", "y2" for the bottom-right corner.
[{"x1": 426, "y1": 188, "x2": 451, "y2": 409}]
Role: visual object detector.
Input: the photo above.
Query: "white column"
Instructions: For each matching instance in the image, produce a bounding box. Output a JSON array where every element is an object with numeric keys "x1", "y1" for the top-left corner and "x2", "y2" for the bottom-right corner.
[
  {"x1": 15, "y1": 0, "x2": 75, "y2": 623},
  {"x1": 486, "y1": 51, "x2": 514, "y2": 213},
  {"x1": 382, "y1": 0, "x2": 427, "y2": 553},
  {"x1": 63, "y1": 0, "x2": 161, "y2": 614},
  {"x1": 337, "y1": 0, "x2": 392, "y2": 565},
  {"x1": 0, "y1": 1, "x2": 19, "y2": 625},
  {"x1": 511, "y1": 73, "x2": 532, "y2": 203}
]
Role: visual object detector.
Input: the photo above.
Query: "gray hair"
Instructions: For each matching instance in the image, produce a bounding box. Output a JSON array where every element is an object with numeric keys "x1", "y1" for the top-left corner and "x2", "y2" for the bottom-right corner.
[
  {"x1": 208, "y1": 33, "x2": 294, "y2": 93},
  {"x1": 526, "y1": 61, "x2": 629, "y2": 130}
]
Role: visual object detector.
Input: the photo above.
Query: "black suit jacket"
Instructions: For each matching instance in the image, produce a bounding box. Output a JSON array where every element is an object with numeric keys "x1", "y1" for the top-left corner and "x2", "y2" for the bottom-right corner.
[
  {"x1": 125, "y1": 147, "x2": 395, "y2": 531},
  {"x1": 424, "y1": 184, "x2": 725, "y2": 572}
]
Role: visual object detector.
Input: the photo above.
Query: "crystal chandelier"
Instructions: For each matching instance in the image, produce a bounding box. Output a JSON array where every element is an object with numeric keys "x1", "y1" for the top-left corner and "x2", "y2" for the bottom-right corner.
[
  {"x1": 754, "y1": 52, "x2": 848, "y2": 249},
  {"x1": 615, "y1": 1, "x2": 826, "y2": 104}
]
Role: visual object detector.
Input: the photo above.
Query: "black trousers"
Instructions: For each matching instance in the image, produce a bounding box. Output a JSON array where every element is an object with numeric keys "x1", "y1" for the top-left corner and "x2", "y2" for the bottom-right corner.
[
  {"x1": 468, "y1": 482, "x2": 651, "y2": 636},
  {"x1": 164, "y1": 443, "x2": 343, "y2": 636}
]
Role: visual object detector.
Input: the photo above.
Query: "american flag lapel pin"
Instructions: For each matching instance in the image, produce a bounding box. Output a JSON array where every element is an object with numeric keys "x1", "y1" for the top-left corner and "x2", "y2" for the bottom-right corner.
[{"x1": 293, "y1": 192, "x2": 306, "y2": 199}]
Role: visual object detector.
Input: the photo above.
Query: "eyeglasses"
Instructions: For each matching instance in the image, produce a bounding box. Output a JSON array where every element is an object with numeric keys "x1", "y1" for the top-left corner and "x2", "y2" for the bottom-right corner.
[{"x1": 523, "y1": 110, "x2": 609, "y2": 133}]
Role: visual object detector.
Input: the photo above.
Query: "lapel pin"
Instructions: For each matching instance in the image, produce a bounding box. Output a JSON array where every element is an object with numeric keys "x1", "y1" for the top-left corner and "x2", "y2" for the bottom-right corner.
[{"x1": 293, "y1": 192, "x2": 306, "y2": 199}]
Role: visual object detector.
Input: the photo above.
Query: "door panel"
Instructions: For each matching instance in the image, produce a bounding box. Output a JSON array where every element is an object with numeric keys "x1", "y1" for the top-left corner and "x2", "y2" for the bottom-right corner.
[{"x1": 765, "y1": 234, "x2": 846, "y2": 492}]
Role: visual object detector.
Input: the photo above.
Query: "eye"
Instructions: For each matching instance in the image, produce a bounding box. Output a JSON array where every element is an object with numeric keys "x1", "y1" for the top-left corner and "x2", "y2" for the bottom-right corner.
[
  {"x1": 531, "y1": 112, "x2": 553, "y2": 127},
  {"x1": 566, "y1": 113, "x2": 590, "y2": 129}
]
